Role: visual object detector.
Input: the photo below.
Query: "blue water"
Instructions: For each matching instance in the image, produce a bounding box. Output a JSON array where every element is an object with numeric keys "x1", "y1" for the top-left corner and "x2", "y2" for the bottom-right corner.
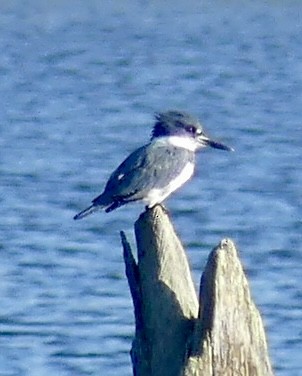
[{"x1": 1, "y1": 1, "x2": 301, "y2": 375}]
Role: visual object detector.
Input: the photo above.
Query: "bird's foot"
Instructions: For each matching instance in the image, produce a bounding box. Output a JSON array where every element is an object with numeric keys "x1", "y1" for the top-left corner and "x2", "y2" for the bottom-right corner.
[{"x1": 145, "y1": 203, "x2": 170, "y2": 215}]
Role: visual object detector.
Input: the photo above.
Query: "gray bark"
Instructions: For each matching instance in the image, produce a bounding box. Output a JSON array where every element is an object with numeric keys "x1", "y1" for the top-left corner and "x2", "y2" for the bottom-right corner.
[{"x1": 121, "y1": 205, "x2": 274, "y2": 376}]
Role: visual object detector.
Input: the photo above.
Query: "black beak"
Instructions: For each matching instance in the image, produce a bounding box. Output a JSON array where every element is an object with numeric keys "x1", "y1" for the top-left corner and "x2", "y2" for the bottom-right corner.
[
  {"x1": 205, "y1": 138, "x2": 234, "y2": 151},
  {"x1": 198, "y1": 135, "x2": 234, "y2": 151}
]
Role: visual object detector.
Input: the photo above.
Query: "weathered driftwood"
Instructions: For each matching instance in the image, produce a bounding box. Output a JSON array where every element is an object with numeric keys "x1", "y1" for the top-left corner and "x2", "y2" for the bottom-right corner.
[{"x1": 121, "y1": 205, "x2": 274, "y2": 376}]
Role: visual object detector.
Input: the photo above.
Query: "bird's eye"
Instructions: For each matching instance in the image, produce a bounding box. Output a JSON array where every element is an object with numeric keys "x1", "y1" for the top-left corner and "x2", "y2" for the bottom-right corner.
[{"x1": 186, "y1": 126, "x2": 196, "y2": 134}]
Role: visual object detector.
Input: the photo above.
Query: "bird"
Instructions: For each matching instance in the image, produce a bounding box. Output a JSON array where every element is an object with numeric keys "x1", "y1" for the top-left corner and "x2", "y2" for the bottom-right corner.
[{"x1": 73, "y1": 110, "x2": 233, "y2": 220}]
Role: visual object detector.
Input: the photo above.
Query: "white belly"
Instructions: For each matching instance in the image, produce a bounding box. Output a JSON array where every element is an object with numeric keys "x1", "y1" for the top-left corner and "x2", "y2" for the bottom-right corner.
[{"x1": 144, "y1": 162, "x2": 195, "y2": 207}]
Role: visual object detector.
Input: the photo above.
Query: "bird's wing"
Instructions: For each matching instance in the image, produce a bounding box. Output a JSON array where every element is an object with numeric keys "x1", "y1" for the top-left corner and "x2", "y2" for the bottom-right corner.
[{"x1": 98, "y1": 143, "x2": 194, "y2": 202}]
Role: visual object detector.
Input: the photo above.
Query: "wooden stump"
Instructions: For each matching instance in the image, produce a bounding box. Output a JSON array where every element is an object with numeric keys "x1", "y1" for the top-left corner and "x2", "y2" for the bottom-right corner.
[{"x1": 121, "y1": 205, "x2": 274, "y2": 376}]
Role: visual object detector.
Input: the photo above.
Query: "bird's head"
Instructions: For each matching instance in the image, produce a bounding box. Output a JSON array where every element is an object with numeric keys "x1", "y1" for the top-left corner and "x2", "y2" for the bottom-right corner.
[{"x1": 152, "y1": 110, "x2": 233, "y2": 152}]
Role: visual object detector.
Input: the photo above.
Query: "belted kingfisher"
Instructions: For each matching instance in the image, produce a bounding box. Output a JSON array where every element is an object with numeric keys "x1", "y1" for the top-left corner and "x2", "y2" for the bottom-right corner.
[{"x1": 74, "y1": 110, "x2": 233, "y2": 220}]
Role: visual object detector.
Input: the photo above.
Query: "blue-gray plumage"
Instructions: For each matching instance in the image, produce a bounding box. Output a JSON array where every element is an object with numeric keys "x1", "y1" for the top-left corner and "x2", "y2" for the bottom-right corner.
[{"x1": 74, "y1": 110, "x2": 233, "y2": 220}]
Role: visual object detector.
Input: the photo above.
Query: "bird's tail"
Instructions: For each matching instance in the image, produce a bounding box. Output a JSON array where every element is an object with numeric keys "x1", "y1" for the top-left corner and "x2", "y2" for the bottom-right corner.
[{"x1": 73, "y1": 204, "x2": 103, "y2": 220}]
